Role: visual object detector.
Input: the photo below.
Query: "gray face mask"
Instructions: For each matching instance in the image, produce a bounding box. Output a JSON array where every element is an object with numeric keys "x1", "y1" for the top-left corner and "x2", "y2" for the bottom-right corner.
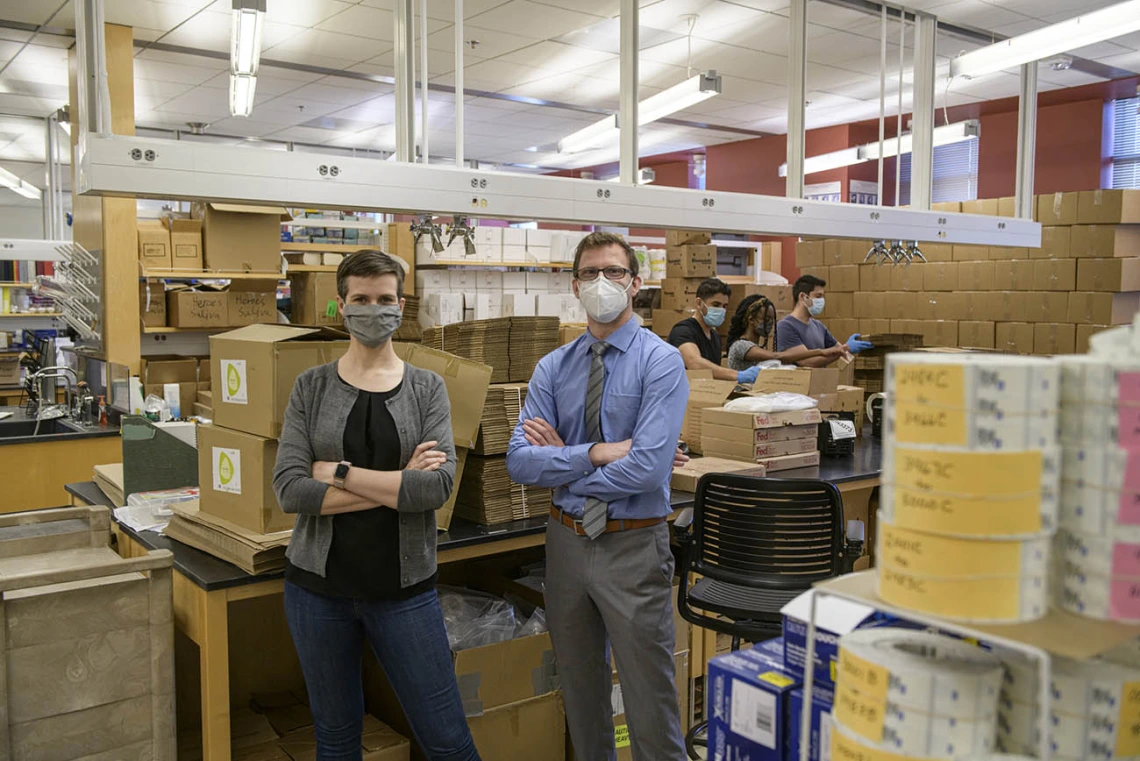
[{"x1": 342, "y1": 304, "x2": 402, "y2": 348}]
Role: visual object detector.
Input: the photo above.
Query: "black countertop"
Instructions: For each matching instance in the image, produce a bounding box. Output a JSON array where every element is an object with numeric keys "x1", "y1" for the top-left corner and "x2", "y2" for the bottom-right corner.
[
  {"x1": 65, "y1": 437, "x2": 882, "y2": 592},
  {"x1": 0, "y1": 405, "x2": 119, "y2": 446}
]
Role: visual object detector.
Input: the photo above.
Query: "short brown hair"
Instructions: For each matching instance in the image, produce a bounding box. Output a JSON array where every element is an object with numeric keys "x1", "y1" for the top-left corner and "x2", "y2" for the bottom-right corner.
[
  {"x1": 337, "y1": 249, "x2": 406, "y2": 299},
  {"x1": 572, "y1": 232, "x2": 639, "y2": 278}
]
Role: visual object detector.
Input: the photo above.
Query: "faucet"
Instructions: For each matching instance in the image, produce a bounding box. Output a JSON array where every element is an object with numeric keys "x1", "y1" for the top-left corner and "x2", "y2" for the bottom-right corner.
[{"x1": 28, "y1": 366, "x2": 78, "y2": 420}]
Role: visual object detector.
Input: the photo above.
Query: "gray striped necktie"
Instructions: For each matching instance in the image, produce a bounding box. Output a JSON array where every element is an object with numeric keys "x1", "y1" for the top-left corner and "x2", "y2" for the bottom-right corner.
[{"x1": 582, "y1": 341, "x2": 610, "y2": 539}]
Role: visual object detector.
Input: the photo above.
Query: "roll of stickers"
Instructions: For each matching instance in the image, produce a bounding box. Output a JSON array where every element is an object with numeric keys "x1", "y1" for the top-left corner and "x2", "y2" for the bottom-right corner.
[
  {"x1": 1060, "y1": 402, "x2": 1140, "y2": 449},
  {"x1": 881, "y1": 445, "x2": 1060, "y2": 538},
  {"x1": 888, "y1": 403, "x2": 1058, "y2": 450},
  {"x1": 1060, "y1": 480, "x2": 1140, "y2": 541},
  {"x1": 1058, "y1": 355, "x2": 1140, "y2": 407},
  {"x1": 834, "y1": 629, "x2": 1002, "y2": 758},
  {"x1": 890, "y1": 354, "x2": 1060, "y2": 414},
  {"x1": 877, "y1": 565, "x2": 1047, "y2": 623},
  {"x1": 1057, "y1": 559, "x2": 1140, "y2": 623},
  {"x1": 878, "y1": 520, "x2": 1050, "y2": 579},
  {"x1": 1056, "y1": 528, "x2": 1140, "y2": 579}
]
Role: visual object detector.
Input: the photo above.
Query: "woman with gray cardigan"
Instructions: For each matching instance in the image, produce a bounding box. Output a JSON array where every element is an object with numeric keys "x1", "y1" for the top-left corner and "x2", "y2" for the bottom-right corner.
[{"x1": 273, "y1": 251, "x2": 480, "y2": 761}]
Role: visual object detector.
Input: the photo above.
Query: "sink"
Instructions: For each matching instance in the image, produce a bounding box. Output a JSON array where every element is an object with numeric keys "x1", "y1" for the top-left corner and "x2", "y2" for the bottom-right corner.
[{"x1": 0, "y1": 419, "x2": 77, "y2": 438}]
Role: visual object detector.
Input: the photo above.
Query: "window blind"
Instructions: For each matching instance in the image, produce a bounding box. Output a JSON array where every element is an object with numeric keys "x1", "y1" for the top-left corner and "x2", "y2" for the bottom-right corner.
[
  {"x1": 1111, "y1": 96, "x2": 1140, "y2": 190},
  {"x1": 898, "y1": 138, "x2": 980, "y2": 205}
]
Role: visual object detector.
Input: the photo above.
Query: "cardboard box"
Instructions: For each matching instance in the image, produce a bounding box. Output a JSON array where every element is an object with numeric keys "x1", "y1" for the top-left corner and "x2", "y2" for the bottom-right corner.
[
  {"x1": 138, "y1": 221, "x2": 172, "y2": 269},
  {"x1": 139, "y1": 281, "x2": 166, "y2": 328},
  {"x1": 922, "y1": 262, "x2": 959, "y2": 291},
  {"x1": 670, "y1": 457, "x2": 767, "y2": 492},
  {"x1": 144, "y1": 379, "x2": 197, "y2": 411},
  {"x1": 918, "y1": 292, "x2": 960, "y2": 320},
  {"x1": 800, "y1": 265, "x2": 828, "y2": 282},
  {"x1": 1037, "y1": 192, "x2": 1080, "y2": 225},
  {"x1": 1071, "y1": 225, "x2": 1140, "y2": 259},
  {"x1": 393, "y1": 343, "x2": 492, "y2": 449},
  {"x1": 958, "y1": 320, "x2": 996, "y2": 349},
  {"x1": 920, "y1": 320, "x2": 959, "y2": 347},
  {"x1": 858, "y1": 265, "x2": 892, "y2": 291},
  {"x1": 195, "y1": 202, "x2": 290, "y2": 273},
  {"x1": 920, "y1": 243, "x2": 954, "y2": 263},
  {"x1": 667, "y1": 230, "x2": 711, "y2": 248},
  {"x1": 1068, "y1": 291, "x2": 1140, "y2": 325},
  {"x1": 889, "y1": 319, "x2": 923, "y2": 335},
  {"x1": 450, "y1": 631, "x2": 557, "y2": 715},
  {"x1": 824, "y1": 293, "x2": 853, "y2": 319},
  {"x1": 142, "y1": 356, "x2": 199, "y2": 385},
  {"x1": 210, "y1": 325, "x2": 350, "y2": 439},
  {"x1": 1031, "y1": 226, "x2": 1071, "y2": 261},
  {"x1": 958, "y1": 261, "x2": 995, "y2": 291},
  {"x1": 859, "y1": 318, "x2": 891, "y2": 335},
  {"x1": 1034, "y1": 323, "x2": 1076, "y2": 355},
  {"x1": 962, "y1": 198, "x2": 999, "y2": 216},
  {"x1": 995, "y1": 322, "x2": 1035, "y2": 354},
  {"x1": 825, "y1": 319, "x2": 860, "y2": 344},
  {"x1": 701, "y1": 435, "x2": 819, "y2": 462},
  {"x1": 165, "y1": 217, "x2": 203, "y2": 269},
  {"x1": 989, "y1": 291, "x2": 1029, "y2": 323},
  {"x1": 992, "y1": 260, "x2": 1034, "y2": 291},
  {"x1": 750, "y1": 367, "x2": 838, "y2": 397},
  {"x1": 1077, "y1": 258, "x2": 1140, "y2": 292},
  {"x1": 953, "y1": 244, "x2": 989, "y2": 261},
  {"x1": 1024, "y1": 292, "x2": 1070, "y2": 322},
  {"x1": 755, "y1": 451, "x2": 817, "y2": 473},
  {"x1": 467, "y1": 693, "x2": 565, "y2": 761},
  {"x1": 816, "y1": 384, "x2": 864, "y2": 418},
  {"x1": 883, "y1": 292, "x2": 918, "y2": 320},
  {"x1": 707, "y1": 645, "x2": 798, "y2": 761},
  {"x1": 229, "y1": 282, "x2": 277, "y2": 326},
  {"x1": 386, "y1": 223, "x2": 416, "y2": 296},
  {"x1": 820, "y1": 240, "x2": 843, "y2": 266},
  {"x1": 828, "y1": 265, "x2": 860, "y2": 293},
  {"x1": 787, "y1": 686, "x2": 834, "y2": 761},
  {"x1": 197, "y1": 424, "x2": 293, "y2": 534},
  {"x1": 167, "y1": 286, "x2": 228, "y2": 328},
  {"x1": 666, "y1": 245, "x2": 716, "y2": 278},
  {"x1": 700, "y1": 423, "x2": 818, "y2": 447},
  {"x1": 660, "y1": 278, "x2": 704, "y2": 299},
  {"x1": 651, "y1": 309, "x2": 692, "y2": 339},
  {"x1": 795, "y1": 240, "x2": 824, "y2": 268},
  {"x1": 290, "y1": 272, "x2": 341, "y2": 326},
  {"x1": 852, "y1": 292, "x2": 881, "y2": 319},
  {"x1": 988, "y1": 245, "x2": 1029, "y2": 261},
  {"x1": 681, "y1": 378, "x2": 737, "y2": 455},
  {"x1": 659, "y1": 291, "x2": 698, "y2": 312},
  {"x1": 1077, "y1": 189, "x2": 1140, "y2": 224},
  {"x1": 702, "y1": 407, "x2": 822, "y2": 431},
  {"x1": 997, "y1": 196, "x2": 1017, "y2": 218},
  {"x1": 889, "y1": 264, "x2": 925, "y2": 292},
  {"x1": 1077, "y1": 324, "x2": 1113, "y2": 354},
  {"x1": 1033, "y1": 259, "x2": 1077, "y2": 291},
  {"x1": 931, "y1": 201, "x2": 962, "y2": 213}
]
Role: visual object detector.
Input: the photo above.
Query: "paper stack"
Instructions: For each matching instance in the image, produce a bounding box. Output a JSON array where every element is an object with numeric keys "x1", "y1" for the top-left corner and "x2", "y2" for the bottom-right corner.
[
  {"x1": 508, "y1": 316, "x2": 560, "y2": 381},
  {"x1": 422, "y1": 317, "x2": 513, "y2": 383},
  {"x1": 164, "y1": 500, "x2": 291, "y2": 575},
  {"x1": 474, "y1": 383, "x2": 528, "y2": 455},
  {"x1": 455, "y1": 455, "x2": 552, "y2": 525},
  {"x1": 93, "y1": 463, "x2": 125, "y2": 506}
]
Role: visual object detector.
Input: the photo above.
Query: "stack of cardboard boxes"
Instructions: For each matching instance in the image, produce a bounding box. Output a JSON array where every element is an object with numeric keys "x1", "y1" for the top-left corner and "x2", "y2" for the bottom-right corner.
[
  {"x1": 797, "y1": 190, "x2": 1140, "y2": 355},
  {"x1": 140, "y1": 355, "x2": 212, "y2": 419}
]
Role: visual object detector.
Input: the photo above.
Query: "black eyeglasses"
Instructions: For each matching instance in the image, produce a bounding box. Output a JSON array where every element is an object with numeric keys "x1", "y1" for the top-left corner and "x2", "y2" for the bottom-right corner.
[{"x1": 574, "y1": 266, "x2": 634, "y2": 282}]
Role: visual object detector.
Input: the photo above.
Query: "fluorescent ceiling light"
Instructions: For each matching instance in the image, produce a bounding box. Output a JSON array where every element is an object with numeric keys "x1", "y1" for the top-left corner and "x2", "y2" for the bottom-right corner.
[
  {"x1": 949, "y1": 0, "x2": 1140, "y2": 79},
  {"x1": 558, "y1": 71, "x2": 722, "y2": 153},
  {"x1": 230, "y1": 74, "x2": 256, "y2": 118},
  {"x1": 778, "y1": 120, "x2": 979, "y2": 177},
  {"x1": 231, "y1": 0, "x2": 265, "y2": 77},
  {"x1": 0, "y1": 167, "x2": 41, "y2": 200}
]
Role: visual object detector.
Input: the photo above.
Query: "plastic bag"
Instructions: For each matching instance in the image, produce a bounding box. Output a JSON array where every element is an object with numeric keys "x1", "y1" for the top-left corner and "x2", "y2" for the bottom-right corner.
[
  {"x1": 143, "y1": 394, "x2": 170, "y2": 422},
  {"x1": 515, "y1": 606, "x2": 547, "y2": 638},
  {"x1": 725, "y1": 392, "x2": 818, "y2": 413},
  {"x1": 438, "y1": 586, "x2": 519, "y2": 651}
]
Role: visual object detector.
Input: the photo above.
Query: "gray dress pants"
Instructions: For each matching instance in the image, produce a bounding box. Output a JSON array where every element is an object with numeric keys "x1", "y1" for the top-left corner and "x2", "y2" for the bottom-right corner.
[{"x1": 545, "y1": 517, "x2": 684, "y2": 761}]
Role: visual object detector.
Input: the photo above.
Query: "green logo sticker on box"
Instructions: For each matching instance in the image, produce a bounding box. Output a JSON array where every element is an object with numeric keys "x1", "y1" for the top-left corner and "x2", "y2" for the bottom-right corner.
[{"x1": 326, "y1": 299, "x2": 338, "y2": 318}]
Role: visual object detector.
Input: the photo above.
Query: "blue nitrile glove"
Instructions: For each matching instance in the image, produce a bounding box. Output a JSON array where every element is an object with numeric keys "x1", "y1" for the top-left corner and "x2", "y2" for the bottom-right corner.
[
  {"x1": 846, "y1": 334, "x2": 874, "y2": 354},
  {"x1": 737, "y1": 365, "x2": 760, "y2": 384}
]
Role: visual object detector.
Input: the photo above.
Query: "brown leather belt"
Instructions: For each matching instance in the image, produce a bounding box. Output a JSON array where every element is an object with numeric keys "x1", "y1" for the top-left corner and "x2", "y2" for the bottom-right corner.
[{"x1": 549, "y1": 506, "x2": 665, "y2": 536}]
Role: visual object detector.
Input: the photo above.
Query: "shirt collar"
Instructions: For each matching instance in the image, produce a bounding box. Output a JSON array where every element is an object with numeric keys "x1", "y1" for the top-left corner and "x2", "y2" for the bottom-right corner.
[{"x1": 584, "y1": 315, "x2": 639, "y2": 355}]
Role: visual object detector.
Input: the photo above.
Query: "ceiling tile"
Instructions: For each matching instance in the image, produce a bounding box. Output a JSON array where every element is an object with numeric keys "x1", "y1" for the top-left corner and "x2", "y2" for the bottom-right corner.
[
  {"x1": 496, "y1": 40, "x2": 616, "y2": 72},
  {"x1": 134, "y1": 57, "x2": 227, "y2": 86},
  {"x1": 162, "y1": 7, "x2": 306, "y2": 55},
  {"x1": 272, "y1": 81, "x2": 391, "y2": 106},
  {"x1": 468, "y1": 1, "x2": 606, "y2": 39},
  {"x1": 263, "y1": 28, "x2": 386, "y2": 67},
  {"x1": 315, "y1": 5, "x2": 448, "y2": 41},
  {"x1": 640, "y1": 0, "x2": 770, "y2": 35},
  {"x1": 155, "y1": 87, "x2": 238, "y2": 120},
  {"x1": 0, "y1": 0, "x2": 63, "y2": 25},
  {"x1": 427, "y1": 25, "x2": 540, "y2": 58}
]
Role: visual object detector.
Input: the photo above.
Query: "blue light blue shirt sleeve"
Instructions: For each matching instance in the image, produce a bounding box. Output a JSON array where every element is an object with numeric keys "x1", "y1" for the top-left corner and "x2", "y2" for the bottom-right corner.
[
  {"x1": 506, "y1": 355, "x2": 596, "y2": 488},
  {"x1": 566, "y1": 348, "x2": 688, "y2": 502}
]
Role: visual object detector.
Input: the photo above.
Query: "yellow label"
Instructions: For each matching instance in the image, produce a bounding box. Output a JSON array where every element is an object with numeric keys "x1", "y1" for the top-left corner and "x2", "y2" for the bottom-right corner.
[
  {"x1": 834, "y1": 683, "x2": 885, "y2": 744},
  {"x1": 878, "y1": 568, "x2": 1022, "y2": 621},
  {"x1": 614, "y1": 724, "x2": 630, "y2": 749},
  {"x1": 1117, "y1": 682, "x2": 1140, "y2": 756},
  {"x1": 879, "y1": 523, "x2": 1025, "y2": 576},
  {"x1": 837, "y1": 648, "x2": 889, "y2": 702},
  {"x1": 893, "y1": 363, "x2": 965, "y2": 407},
  {"x1": 892, "y1": 447, "x2": 1042, "y2": 496},
  {"x1": 893, "y1": 400, "x2": 967, "y2": 445},
  {"x1": 830, "y1": 659, "x2": 837, "y2": 684},
  {"x1": 891, "y1": 485, "x2": 1043, "y2": 536},
  {"x1": 831, "y1": 726, "x2": 938, "y2": 761},
  {"x1": 758, "y1": 671, "x2": 795, "y2": 688}
]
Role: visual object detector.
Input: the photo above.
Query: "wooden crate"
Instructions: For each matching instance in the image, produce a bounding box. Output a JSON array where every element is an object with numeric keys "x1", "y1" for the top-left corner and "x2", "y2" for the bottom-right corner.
[{"x1": 0, "y1": 506, "x2": 175, "y2": 761}]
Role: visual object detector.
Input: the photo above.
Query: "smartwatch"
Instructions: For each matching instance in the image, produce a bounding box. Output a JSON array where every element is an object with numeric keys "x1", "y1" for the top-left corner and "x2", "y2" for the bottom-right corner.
[{"x1": 333, "y1": 461, "x2": 351, "y2": 490}]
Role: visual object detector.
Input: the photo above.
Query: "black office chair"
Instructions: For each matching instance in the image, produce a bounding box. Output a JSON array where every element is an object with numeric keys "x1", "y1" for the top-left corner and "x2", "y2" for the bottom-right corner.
[{"x1": 674, "y1": 474, "x2": 863, "y2": 760}]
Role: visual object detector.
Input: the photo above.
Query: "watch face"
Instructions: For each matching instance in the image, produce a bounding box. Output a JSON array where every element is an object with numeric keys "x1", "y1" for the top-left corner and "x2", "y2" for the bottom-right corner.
[{"x1": 335, "y1": 463, "x2": 350, "y2": 479}]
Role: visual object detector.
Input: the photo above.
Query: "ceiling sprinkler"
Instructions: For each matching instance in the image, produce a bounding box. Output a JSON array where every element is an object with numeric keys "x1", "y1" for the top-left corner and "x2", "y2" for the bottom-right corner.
[{"x1": 1049, "y1": 56, "x2": 1073, "y2": 71}]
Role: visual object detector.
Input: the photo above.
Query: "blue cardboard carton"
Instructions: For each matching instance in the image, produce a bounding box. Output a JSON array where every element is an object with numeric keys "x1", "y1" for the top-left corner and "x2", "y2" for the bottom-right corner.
[
  {"x1": 708, "y1": 645, "x2": 801, "y2": 761},
  {"x1": 786, "y1": 685, "x2": 835, "y2": 761}
]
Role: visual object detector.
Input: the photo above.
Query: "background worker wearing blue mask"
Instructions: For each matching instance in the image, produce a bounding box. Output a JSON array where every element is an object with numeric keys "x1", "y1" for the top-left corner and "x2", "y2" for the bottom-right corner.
[
  {"x1": 777, "y1": 274, "x2": 873, "y2": 366},
  {"x1": 667, "y1": 278, "x2": 760, "y2": 383}
]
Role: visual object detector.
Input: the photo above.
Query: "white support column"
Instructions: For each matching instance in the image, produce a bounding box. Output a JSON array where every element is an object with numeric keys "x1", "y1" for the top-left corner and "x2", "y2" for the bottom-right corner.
[
  {"x1": 43, "y1": 118, "x2": 56, "y2": 239},
  {"x1": 619, "y1": 0, "x2": 639, "y2": 185},
  {"x1": 1015, "y1": 62, "x2": 1038, "y2": 219},
  {"x1": 454, "y1": 0, "x2": 464, "y2": 167},
  {"x1": 419, "y1": 0, "x2": 429, "y2": 163},
  {"x1": 785, "y1": 0, "x2": 808, "y2": 199},
  {"x1": 394, "y1": 0, "x2": 415, "y2": 162},
  {"x1": 909, "y1": 12, "x2": 938, "y2": 210},
  {"x1": 74, "y1": 0, "x2": 111, "y2": 138}
]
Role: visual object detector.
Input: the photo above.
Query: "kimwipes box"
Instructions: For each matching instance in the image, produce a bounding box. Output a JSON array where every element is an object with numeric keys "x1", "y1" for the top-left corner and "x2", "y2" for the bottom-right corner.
[
  {"x1": 197, "y1": 424, "x2": 294, "y2": 534},
  {"x1": 666, "y1": 245, "x2": 716, "y2": 278},
  {"x1": 748, "y1": 367, "x2": 838, "y2": 397},
  {"x1": 670, "y1": 457, "x2": 768, "y2": 492},
  {"x1": 210, "y1": 325, "x2": 351, "y2": 439}
]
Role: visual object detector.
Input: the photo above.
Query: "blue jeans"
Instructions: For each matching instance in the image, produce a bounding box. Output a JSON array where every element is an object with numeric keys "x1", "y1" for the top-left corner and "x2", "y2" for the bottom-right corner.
[{"x1": 284, "y1": 581, "x2": 480, "y2": 761}]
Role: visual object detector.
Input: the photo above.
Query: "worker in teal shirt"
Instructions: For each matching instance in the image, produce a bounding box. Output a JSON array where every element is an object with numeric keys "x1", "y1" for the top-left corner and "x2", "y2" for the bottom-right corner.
[{"x1": 507, "y1": 231, "x2": 688, "y2": 761}]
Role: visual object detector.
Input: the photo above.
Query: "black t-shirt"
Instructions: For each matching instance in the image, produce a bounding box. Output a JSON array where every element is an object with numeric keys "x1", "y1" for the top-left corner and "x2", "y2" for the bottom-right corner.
[
  {"x1": 285, "y1": 377, "x2": 437, "y2": 600},
  {"x1": 668, "y1": 317, "x2": 722, "y2": 364}
]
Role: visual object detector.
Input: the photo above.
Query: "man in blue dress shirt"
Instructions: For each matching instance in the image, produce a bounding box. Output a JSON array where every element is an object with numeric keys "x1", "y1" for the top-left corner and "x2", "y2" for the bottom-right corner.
[{"x1": 507, "y1": 232, "x2": 689, "y2": 761}]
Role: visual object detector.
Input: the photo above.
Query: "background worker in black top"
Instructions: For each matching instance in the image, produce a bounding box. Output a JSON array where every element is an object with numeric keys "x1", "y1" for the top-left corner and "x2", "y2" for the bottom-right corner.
[{"x1": 667, "y1": 277, "x2": 761, "y2": 384}]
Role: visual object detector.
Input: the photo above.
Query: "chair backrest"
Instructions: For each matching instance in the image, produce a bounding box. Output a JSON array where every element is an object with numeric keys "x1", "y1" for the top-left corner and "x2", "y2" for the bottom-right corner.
[{"x1": 691, "y1": 473, "x2": 846, "y2": 592}]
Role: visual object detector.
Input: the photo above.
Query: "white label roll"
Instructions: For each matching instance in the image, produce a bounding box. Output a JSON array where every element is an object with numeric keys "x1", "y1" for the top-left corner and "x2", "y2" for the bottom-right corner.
[
  {"x1": 888, "y1": 404, "x2": 1058, "y2": 450},
  {"x1": 1058, "y1": 354, "x2": 1140, "y2": 407},
  {"x1": 1057, "y1": 559, "x2": 1140, "y2": 624},
  {"x1": 1057, "y1": 528, "x2": 1140, "y2": 579},
  {"x1": 890, "y1": 354, "x2": 1059, "y2": 414}
]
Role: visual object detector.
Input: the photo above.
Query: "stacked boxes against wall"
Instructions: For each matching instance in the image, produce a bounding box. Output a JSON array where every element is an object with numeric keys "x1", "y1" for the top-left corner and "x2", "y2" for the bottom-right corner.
[{"x1": 794, "y1": 191, "x2": 1140, "y2": 356}]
